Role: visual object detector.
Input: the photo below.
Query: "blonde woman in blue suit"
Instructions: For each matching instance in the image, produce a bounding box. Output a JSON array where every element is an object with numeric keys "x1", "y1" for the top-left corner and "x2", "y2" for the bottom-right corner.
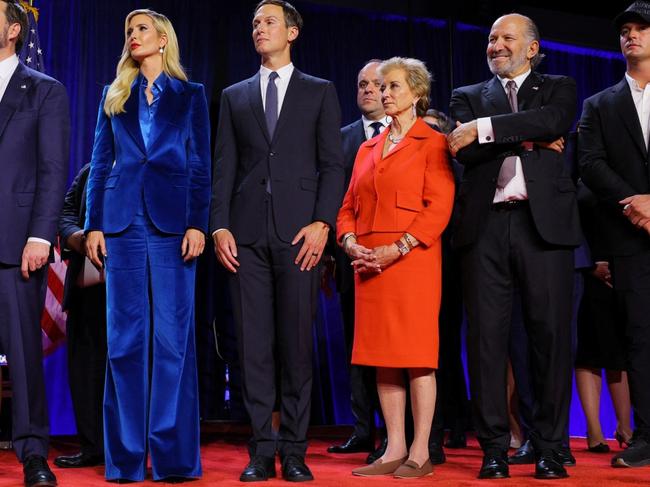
[{"x1": 85, "y1": 9, "x2": 210, "y2": 483}]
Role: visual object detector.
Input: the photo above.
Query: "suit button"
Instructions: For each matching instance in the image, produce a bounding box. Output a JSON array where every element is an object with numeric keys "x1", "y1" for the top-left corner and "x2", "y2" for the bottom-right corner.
[
  {"x1": 378, "y1": 168, "x2": 385, "y2": 174},
  {"x1": 491, "y1": 177, "x2": 497, "y2": 183},
  {"x1": 269, "y1": 152, "x2": 275, "y2": 157},
  {"x1": 485, "y1": 135, "x2": 492, "y2": 141}
]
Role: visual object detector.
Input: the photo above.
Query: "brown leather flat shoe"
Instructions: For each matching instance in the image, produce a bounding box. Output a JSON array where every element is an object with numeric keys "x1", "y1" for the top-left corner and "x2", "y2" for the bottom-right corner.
[
  {"x1": 393, "y1": 459, "x2": 433, "y2": 479},
  {"x1": 352, "y1": 456, "x2": 407, "y2": 476}
]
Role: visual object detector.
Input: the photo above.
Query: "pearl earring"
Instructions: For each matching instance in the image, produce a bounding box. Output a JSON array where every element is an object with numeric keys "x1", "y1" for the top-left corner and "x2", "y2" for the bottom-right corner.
[{"x1": 159, "y1": 47, "x2": 164, "y2": 54}]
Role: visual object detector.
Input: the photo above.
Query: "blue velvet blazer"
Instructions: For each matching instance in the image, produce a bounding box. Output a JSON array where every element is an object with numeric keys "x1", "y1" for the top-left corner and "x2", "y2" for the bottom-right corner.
[{"x1": 85, "y1": 76, "x2": 211, "y2": 235}]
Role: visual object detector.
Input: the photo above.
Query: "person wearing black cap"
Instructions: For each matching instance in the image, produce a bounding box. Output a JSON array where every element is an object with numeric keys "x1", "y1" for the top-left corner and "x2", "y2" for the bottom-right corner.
[{"x1": 579, "y1": 0, "x2": 650, "y2": 469}]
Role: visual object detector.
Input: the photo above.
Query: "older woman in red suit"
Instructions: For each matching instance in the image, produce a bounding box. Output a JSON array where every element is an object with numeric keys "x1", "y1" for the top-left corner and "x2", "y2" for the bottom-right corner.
[{"x1": 337, "y1": 57, "x2": 455, "y2": 478}]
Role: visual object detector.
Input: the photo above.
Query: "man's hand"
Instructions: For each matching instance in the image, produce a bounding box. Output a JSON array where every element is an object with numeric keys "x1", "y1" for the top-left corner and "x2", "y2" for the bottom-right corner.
[
  {"x1": 447, "y1": 120, "x2": 478, "y2": 157},
  {"x1": 591, "y1": 261, "x2": 612, "y2": 288},
  {"x1": 66, "y1": 230, "x2": 86, "y2": 255},
  {"x1": 182, "y1": 228, "x2": 205, "y2": 262},
  {"x1": 21, "y1": 241, "x2": 50, "y2": 280},
  {"x1": 292, "y1": 221, "x2": 330, "y2": 271},
  {"x1": 621, "y1": 194, "x2": 650, "y2": 234},
  {"x1": 535, "y1": 136, "x2": 564, "y2": 153},
  {"x1": 213, "y1": 229, "x2": 239, "y2": 273},
  {"x1": 85, "y1": 231, "x2": 106, "y2": 270}
]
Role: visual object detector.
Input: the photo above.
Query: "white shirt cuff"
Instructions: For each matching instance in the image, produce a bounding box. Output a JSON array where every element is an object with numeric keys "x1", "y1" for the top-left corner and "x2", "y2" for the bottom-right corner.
[
  {"x1": 28, "y1": 237, "x2": 51, "y2": 246},
  {"x1": 477, "y1": 117, "x2": 495, "y2": 144},
  {"x1": 212, "y1": 228, "x2": 228, "y2": 237}
]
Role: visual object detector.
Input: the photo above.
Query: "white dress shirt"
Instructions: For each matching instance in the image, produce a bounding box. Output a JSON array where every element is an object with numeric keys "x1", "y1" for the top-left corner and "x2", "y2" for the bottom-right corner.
[
  {"x1": 0, "y1": 55, "x2": 50, "y2": 246},
  {"x1": 362, "y1": 115, "x2": 391, "y2": 140},
  {"x1": 0, "y1": 54, "x2": 19, "y2": 103},
  {"x1": 477, "y1": 69, "x2": 531, "y2": 203},
  {"x1": 260, "y1": 62, "x2": 294, "y2": 115},
  {"x1": 625, "y1": 72, "x2": 650, "y2": 149}
]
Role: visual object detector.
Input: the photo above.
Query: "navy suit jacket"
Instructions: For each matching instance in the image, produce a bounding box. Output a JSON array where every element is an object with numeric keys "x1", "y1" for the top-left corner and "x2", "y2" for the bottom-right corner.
[
  {"x1": 0, "y1": 62, "x2": 70, "y2": 265},
  {"x1": 450, "y1": 72, "x2": 581, "y2": 248},
  {"x1": 341, "y1": 118, "x2": 366, "y2": 191},
  {"x1": 579, "y1": 78, "x2": 650, "y2": 256},
  {"x1": 210, "y1": 68, "x2": 344, "y2": 244},
  {"x1": 85, "y1": 77, "x2": 211, "y2": 235}
]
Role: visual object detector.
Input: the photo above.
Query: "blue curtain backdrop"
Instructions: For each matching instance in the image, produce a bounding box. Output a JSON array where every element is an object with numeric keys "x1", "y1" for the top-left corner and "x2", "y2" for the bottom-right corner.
[{"x1": 34, "y1": 0, "x2": 626, "y2": 435}]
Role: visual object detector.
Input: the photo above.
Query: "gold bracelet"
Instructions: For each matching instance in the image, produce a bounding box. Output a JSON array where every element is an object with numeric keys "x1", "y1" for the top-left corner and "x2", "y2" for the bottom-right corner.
[{"x1": 342, "y1": 233, "x2": 357, "y2": 248}]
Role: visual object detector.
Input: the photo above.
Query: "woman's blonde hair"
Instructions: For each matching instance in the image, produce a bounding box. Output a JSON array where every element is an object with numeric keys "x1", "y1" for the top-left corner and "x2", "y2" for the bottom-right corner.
[
  {"x1": 104, "y1": 9, "x2": 187, "y2": 116},
  {"x1": 379, "y1": 57, "x2": 432, "y2": 117}
]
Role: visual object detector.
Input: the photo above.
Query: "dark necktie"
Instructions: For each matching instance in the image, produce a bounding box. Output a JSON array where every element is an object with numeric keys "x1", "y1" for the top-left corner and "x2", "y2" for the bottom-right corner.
[
  {"x1": 265, "y1": 71, "x2": 279, "y2": 137},
  {"x1": 369, "y1": 121, "x2": 383, "y2": 139},
  {"x1": 497, "y1": 80, "x2": 518, "y2": 189}
]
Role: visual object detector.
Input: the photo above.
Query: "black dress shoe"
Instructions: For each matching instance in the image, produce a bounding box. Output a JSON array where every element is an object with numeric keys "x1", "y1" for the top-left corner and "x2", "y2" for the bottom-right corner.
[
  {"x1": 281, "y1": 455, "x2": 313, "y2": 482},
  {"x1": 158, "y1": 477, "x2": 190, "y2": 484},
  {"x1": 327, "y1": 434, "x2": 373, "y2": 454},
  {"x1": 445, "y1": 432, "x2": 467, "y2": 449},
  {"x1": 535, "y1": 451, "x2": 568, "y2": 479},
  {"x1": 587, "y1": 442, "x2": 610, "y2": 453},
  {"x1": 23, "y1": 455, "x2": 57, "y2": 487},
  {"x1": 556, "y1": 447, "x2": 576, "y2": 466},
  {"x1": 508, "y1": 439, "x2": 535, "y2": 465},
  {"x1": 428, "y1": 441, "x2": 446, "y2": 465},
  {"x1": 366, "y1": 437, "x2": 387, "y2": 464},
  {"x1": 54, "y1": 452, "x2": 104, "y2": 468},
  {"x1": 240, "y1": 455, "x2": 276, "y2": 482},
  {"x1": 612, "y1": 439, "x2": 650, "y2": 467},
  {"x1": 478, "y1": 452, "x2": 509, "y2": 479}
]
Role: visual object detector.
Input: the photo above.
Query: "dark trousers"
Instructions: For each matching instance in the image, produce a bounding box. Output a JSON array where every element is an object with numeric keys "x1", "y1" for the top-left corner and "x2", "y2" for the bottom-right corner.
[
  {"x1": 611, "y1": 250, "x2": 650, "y2": 439},
  {"x1": 461, "y1": 204, "x2": 574, "y2": 453},
  {"x1": 0, "y1": 264, "x2": 49, "y2": 461},
  {"x1": 66, "y1": 283, "x2": 107, "y2": 456},
  {"x1": 340, "y1": 282, "x2": 379, "y2": 440},
  {"x1": 229, "y1": 203, "x2": 317, "y2": 459}
]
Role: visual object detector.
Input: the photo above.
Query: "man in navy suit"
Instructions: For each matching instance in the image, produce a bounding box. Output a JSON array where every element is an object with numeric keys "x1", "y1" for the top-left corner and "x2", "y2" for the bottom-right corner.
[
  {"x1": 327, "y1": 59, "x2": 388, "y2": 459},
  {"x1": 579, "y1": 0, "x2": 650, "y2": 469},
  {"x1": 0, "y1": 1, "x2": 69, "y2": 486},
  {"x1": 210, "y1": 0, "x2": 344, "y2": 481}
]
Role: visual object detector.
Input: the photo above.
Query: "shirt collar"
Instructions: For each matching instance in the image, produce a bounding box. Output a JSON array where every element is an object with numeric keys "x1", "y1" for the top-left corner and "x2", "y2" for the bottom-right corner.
[
  {"x1": 0, "y1": 54, "x2": 19, "y2": 81},
  {"x1": 498, "y1": 68, "x2": 531, "y2": 91},
  {"x1": 625, "y1": 72, "x2": 649, "y2": 93},
  {"x1": 362, "y1": 114, "x2": 391, "y2": 130},
  {"x1": 139, "y1": 71, "x2": 168, "y2": 95},
  {"x1": 260, "y1": 62, "x2": 294, "y2": 82}
]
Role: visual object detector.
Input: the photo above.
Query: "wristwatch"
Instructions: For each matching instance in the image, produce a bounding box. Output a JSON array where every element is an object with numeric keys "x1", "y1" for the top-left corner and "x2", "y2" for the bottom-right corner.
[{"x1": 394, "y1": 239, "x2": 410, "y2": 256}]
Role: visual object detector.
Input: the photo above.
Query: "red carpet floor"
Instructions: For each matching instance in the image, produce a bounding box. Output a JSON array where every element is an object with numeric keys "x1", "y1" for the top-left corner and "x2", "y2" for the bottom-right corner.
[{"x1": 0, "y1": 435, "x2": 648, "y2": 486}]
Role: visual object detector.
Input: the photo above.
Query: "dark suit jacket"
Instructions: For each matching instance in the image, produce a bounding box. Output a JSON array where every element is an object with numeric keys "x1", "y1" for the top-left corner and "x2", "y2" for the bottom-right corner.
[
  {"x1": 579, "y1": 78, "x2": 650, "y2": 256},
  {"x1": 210, "y1": 68, "x2": 344, "y2": 243},
  {"x1": 0, "y1": 62, "x2": 70, "y2": 265},
  {"x1": 58, "y1": 164, "x2": 91, "y2": 310},
  {"x1": 334, "y1": 118, "x2": 366, "y2": 294},
  {"x1": 450, "y1": 72, "x2": 581, "y2": 248},
  {"x1": 85, "y1": 77, "x2": 211, "y2": 235}
]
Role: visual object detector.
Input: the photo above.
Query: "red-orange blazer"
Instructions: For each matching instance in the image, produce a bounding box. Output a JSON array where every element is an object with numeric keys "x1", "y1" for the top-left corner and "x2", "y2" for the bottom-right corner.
[{"x1": 337, "y1": 118, "x2": 455, "y2": 247}]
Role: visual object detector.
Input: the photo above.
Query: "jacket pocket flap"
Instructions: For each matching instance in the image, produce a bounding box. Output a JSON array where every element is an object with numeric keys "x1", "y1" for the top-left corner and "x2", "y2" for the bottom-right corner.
[
  {"x1": 105, "y1": 175, "x2": 119, "y2": 189},
  {"x1": 300, "y1": 177, "x2": 318, "y2": 192},
  {"x1": 396, "y1": 190, "x2": 422, "y2": 211}
]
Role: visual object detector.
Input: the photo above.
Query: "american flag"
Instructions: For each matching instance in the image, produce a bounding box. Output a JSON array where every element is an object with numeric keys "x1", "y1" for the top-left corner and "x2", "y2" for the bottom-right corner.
[{"x1": 18, "y1": 1, "x2": 44, "y2": 72}]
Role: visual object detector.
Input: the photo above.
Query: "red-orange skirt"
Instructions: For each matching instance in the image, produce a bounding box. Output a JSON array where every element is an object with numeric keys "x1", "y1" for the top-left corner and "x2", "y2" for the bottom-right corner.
[{"x1": 351, "y1": 231, "x2": 442, "y2": 368}]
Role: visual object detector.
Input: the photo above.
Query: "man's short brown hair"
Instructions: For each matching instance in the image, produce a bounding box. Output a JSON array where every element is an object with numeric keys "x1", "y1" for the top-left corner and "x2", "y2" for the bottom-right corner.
[
  {"x1": 254, "y1": 0, "x2": 303, "y2": 31},
  {"x1": 1, "y1": 0, "x2": 28, "y2": 53}
]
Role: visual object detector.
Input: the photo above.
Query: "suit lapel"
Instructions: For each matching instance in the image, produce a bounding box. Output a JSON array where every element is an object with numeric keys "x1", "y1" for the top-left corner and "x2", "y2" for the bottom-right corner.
[
  {"x1": 483, "y1": 76, "x2": 511, "y2": 114},
  {"x1": 147, "y1": 77, "x2": 186, "y2": 150},
  {"x1": 355, "y1": 119, "x2": 366, "y2": 146},
  {"x1": 516, "y1": 72, "x2": 544, "y2": 110},
  {"x1": 613, "y1": 78, "x2": 648, "y2": 158},
  {"x1": 272, "y1": 68, "x2": 302, "y2": 144},
  {"x1": 120, "y1": 81, "x2": 146, "y2": 155},
  {"x1": 247, "y1": 72, "x2": 270, "y2": 144},
  {"x1": 0, "y1": 63, "x2": 31, "y2": 140}
]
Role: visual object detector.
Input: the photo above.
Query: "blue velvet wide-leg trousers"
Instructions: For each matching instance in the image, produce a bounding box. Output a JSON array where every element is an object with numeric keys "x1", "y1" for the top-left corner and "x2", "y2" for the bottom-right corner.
[{"x1": 103, "y1": 213, "x2": 201, "y2": 481}]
